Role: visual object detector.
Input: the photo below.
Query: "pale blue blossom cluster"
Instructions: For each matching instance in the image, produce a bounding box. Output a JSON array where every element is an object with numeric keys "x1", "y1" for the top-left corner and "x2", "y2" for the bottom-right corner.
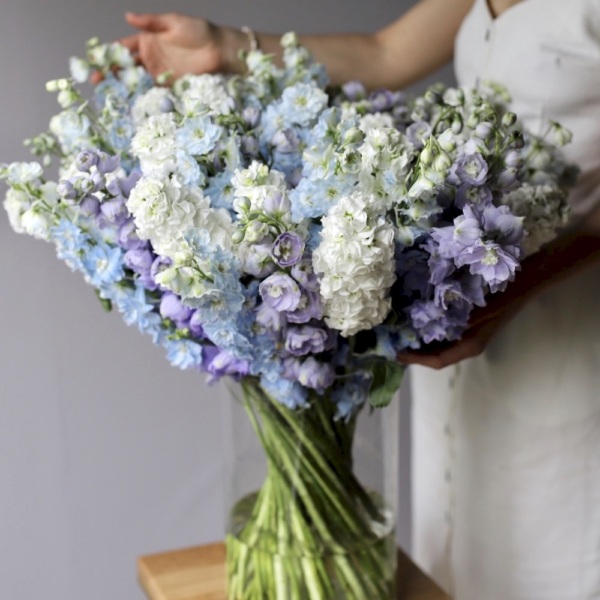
[{"x1": 1, "y1": 37, "x2": 575, "y2": 416}]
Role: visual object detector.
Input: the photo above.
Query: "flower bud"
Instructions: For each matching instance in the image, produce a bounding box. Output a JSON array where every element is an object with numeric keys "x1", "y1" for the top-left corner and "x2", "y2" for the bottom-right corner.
[
  {"x1": 504, "y1": 149, "x2": 521, "y2": 168},
  {"x1": 343, "y1": 126, "x2": 363, "y2": 145},
  {"x1": 443, "y1": 88, "x2": 465, "y2": 107},
  {"x1": 511, "y1": 130, "x2": 525, "y2": 149},
  {"x1": 548, "y1": 120, "x2": 573, "y2": 147},
  {"x1": 233, "y1": 197, "x2": 251, "y2": 214},
  {"x1": 420, "y1": 145, "x2": 433, "y2": 166},
  {"x1": 231, "y1": 230, "x2": 245, "y2": 244},
  {"x1": 501, "y1": 112, "x2": 517, "y2": 128},
  {"x1": 475, "y1": 122, "x2": 494, "y2": 140},
  {"x1": 433, "y1": 151, "x2": 453, "y2": 172},
  {"x1": 57, "y1": 179, "x2": 77, "y2": 200},
  {"x1": 245, "y1": 220, "x2": 270, "y2": 243},
  {"x1": 451, "y1": 115, "x2": 463, "y2": 134}
]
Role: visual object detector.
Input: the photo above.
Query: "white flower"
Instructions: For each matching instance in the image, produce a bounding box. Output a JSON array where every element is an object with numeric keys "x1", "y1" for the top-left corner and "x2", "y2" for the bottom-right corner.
[
  {"x1": 313, "y1": 192, "x2": 396, "y2": 336},
  {"x1": 69, "y1": 57, "x2": 89, "y2": 83},
  {"x1": 3, "y1": 188, "x2": 32, "y2": 233},
  {"x1": 49, "y1": 110, "x2": 92, "y2": 154},
  {"x1": 173, "y1": 74, "x2": 234, "y2": 117},
  {"x1": 358, "y1": 112, "x2": 394, "y2": 134},
  {"x1": 231, "y1": 161, "x2": 288, "y2": 212},
  {"x1": 131, "y1": 114, "x2": 177, "y2": 177},
  {"x1": 6, "y1": 162, "x2": 43, "y2": 186},
  {"x1": 131, "y1": 88, "x2": 174, "y2": 126},
  {"x1": 20, "y1": 205, "x2": 53, "y2": 241},
  {"x1": 127, "y1": 176, "x2": 234, "y2": 259},
  {"x1": 500, "y1": 183, "x2": 570, "y2": 255}
]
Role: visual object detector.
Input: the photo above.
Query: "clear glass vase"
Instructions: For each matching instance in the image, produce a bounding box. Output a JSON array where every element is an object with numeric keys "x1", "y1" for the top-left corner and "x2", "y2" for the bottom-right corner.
[{"x1": 221, "y1": 378, "x2": 399, "y2": 600}]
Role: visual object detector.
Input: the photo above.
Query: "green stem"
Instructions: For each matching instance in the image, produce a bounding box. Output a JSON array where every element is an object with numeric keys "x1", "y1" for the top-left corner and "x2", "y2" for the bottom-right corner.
[{"x1": 226, "y1": 378, "x2": 396, "y2": 599}]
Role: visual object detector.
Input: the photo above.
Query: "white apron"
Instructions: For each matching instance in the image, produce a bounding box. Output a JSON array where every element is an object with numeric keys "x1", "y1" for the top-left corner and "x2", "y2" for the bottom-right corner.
[{"x1": 411, "y1": 1, "x2": 600, "y2": 598}]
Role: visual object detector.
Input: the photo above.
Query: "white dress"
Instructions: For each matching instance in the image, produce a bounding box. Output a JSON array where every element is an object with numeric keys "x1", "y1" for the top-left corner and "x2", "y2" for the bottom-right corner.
[{"x1": 411, "y1": 1, "x2": 600, "y2": 598}]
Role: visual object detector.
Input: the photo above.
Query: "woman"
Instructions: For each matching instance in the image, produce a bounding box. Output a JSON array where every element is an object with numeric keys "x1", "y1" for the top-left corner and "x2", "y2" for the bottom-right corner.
[{"x1": 117, "y1": 2, "x2": 600, "y2": 597}]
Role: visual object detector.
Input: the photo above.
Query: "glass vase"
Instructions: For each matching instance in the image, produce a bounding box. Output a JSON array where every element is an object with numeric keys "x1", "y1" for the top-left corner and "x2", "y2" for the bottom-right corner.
[{"x1": 221, "y1": 377, "x2": 399, "y2": 599}]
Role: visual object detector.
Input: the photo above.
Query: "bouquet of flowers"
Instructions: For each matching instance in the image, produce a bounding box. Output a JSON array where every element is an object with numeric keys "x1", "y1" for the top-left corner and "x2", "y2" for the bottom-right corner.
[{"x1": 1, "y1": 35, "x2": 574, "y2": 599}]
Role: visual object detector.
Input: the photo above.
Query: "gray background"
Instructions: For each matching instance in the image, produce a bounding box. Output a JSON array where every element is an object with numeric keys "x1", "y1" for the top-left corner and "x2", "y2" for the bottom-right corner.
[{"x1": 0, "y1": 2, "x2": 453, "y2": 598}]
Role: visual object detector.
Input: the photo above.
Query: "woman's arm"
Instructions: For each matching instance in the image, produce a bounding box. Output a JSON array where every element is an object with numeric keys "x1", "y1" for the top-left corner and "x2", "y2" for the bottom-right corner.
[{"x1": 120, "y1": 0, "x2": 474, "y2": 89}]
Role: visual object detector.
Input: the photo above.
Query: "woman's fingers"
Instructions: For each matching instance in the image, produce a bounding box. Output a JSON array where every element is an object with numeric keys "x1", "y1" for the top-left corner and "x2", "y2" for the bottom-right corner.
[{"x1": 125, "y1": 12, "x2": 174, "y2": 32}]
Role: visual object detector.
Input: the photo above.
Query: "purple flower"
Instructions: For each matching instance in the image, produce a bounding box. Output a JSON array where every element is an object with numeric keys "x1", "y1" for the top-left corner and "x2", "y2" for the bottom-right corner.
[
  {"x1": 297, "y1": 357, "x2": 335, "y2": 392},
  {"x1": 291, "y1": 259, "x2": 319, "y2": 291},
  {"x1": 99, "y1": 196, "x2": 128, "y2": 227},
  {"x1": 455, "y1": 184, "x2": 493, "y2": 209},
  {"x1": 188, "y1": 310, "x2": 205, "y2": 338},
  {"x1": 160, "y1": 292, "x2": 193, "y2": 328},
  {"x1": 456, "y1": 153, "x2": 489, "y2": 186},
  {"x1": 272, "y1": 232, "x2": 305, "y2": 267},
  {"x1": 57, "y1": 179, "x2": 76, "y2": 200},
  {"x1": 341, "y1": 81, "x2": 366, "y2": 100},
  {"x1": 96, "y1": 152, "x2": 120, "y2": 175},
  {"x1": 107, "y1": 170, "x2": 142, "y2": 198},
  {"x1": 285, "y1": 326, "x2": 328, "y2": 356},
  {"x1": 259, "y1": 273, "x2": 301, "y2": 312},
  {"x1": 282, "y1": 357, "x2": 301, "y2": 380},
  {"x1": 409, "y1": 299, "x2": 470, "y2": 344},
  {"x1": 124, "y1": 247, "x2": 153, "y2": 274},
  {"x1": 256, "y1": 303, "x2": 287, "y2": 332},
  {"x1": 369, "y1": 89, "x2": 404, "y2": 112},
  {"x1": 80, "y1": 195, "x2": 100, "y2": 216},
  {"x1": 285, "y1": 289, "x2": 323, "y2": 324},
  {"x1": 455, "y1": 240, "x2": 520, "y2": 292},
  {"x1": 206, "y1": 350, "x2": 249, "y2": 382},
  {"x1": 76, "y1": 150, "x2": 98, "y2": 172},
  {"x1": 481, "y1": 205, "x2": 523, "y2": 247},
  {"x1": 117, "y1": 218, "x2": 147, "y2": 251}
]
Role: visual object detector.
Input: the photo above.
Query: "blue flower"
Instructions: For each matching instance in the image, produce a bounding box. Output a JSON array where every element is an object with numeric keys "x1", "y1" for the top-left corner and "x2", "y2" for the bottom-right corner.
[
  {"x1": 331, "y1": 372, "x2": 371, "y2": 421},
  {"x1": 279, "y1": 82, "x2": 328, "y2": 127},
  {"x1": 81, "y1": 242, "x2": 124, "y2": 287},
  {"x1": 260, "y1": 375, "x2": 308, "y2": 410},
  {"x1": 164, "y1": 338, "x2": 204, "y2": 370},
  {"x1": 176, "y1": 116, "x2": 222, "y2": 156}
]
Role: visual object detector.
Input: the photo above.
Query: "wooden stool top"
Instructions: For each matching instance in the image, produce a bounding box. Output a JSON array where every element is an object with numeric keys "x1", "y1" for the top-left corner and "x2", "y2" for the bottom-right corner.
[{"x1": 138, "y1": 542, "x2": 450, "y2": 600}]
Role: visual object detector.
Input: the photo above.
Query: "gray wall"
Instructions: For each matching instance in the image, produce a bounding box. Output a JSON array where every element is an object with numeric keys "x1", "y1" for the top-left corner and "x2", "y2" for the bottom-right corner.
[{"x1": 0, "y1": 2, "x2": 454, "y2": 599}]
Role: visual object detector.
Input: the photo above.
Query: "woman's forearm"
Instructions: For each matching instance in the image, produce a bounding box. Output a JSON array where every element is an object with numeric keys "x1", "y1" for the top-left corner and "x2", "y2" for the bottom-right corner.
[{"x1": 221, "y1": 0, "x2": 475, "y2": 89}]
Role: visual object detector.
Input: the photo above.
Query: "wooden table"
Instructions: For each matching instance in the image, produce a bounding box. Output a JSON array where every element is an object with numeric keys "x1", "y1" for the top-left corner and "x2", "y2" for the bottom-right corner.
[{"x1": 138, "y1": 542, "x2": 450, "y2": 600}]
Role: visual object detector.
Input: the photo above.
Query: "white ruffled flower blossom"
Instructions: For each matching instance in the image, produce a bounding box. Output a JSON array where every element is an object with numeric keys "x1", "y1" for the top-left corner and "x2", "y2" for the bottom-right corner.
[
  {"x1": 131, "y1": 113, "x2": 178, "y2": 177},
  {"x1": 127, "y1": 176, "x2": 234, "y2": 260},
  {"x1": 131, "y1": 88, "x2": 174, "y2": 126},
  {"x1": 4, "y1": 188, "x2": 32, "y2": 234},
  {"x1": 173, "y1": 74, "x2": 234, "y2": 117},
  {"x1": 358, "y1": 113, "x2": 395, "y2": 134},
  {"x1": 232, "y1": 161, "x2": 288, "y2": 213},
  {"x1": 313, "y1": 191, "x2": 397, "y2": 337}
]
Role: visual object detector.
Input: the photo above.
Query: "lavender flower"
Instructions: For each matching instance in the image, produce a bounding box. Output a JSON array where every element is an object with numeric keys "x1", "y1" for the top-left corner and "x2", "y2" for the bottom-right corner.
[
  {"x1": 455, "y1": 153, "x2": 489, "y2": 186},
  {"x1": 272, "y1": 232, "x2": 305, "y2": 267},
  {"x1": 259, "y1": 273, "x2": 301, "y2": 312},
  {"x1": 285, "y1": 326, "x2": 328, "y2": 356}
]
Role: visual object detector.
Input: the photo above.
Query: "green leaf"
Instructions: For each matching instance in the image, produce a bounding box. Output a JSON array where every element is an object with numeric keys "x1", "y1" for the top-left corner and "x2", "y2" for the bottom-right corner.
[
  {"x1": 95, "y1": 289, "x2": 112, "y2": 313},
  {"x1": 368, "y1": 360, "x2": 405, "y2": 409}
]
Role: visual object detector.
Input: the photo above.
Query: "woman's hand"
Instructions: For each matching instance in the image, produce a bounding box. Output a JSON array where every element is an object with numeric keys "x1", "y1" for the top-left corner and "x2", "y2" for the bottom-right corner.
[{"x1": 96, "y1": 12, "x2": 248, "y2": 83}]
